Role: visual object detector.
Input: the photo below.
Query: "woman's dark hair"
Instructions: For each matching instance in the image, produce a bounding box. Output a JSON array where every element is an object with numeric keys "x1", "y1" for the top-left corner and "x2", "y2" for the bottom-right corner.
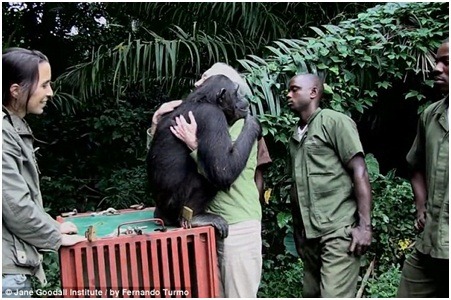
[{"x1": 2, "y1": 47, "x2": 49, "y2": 108}]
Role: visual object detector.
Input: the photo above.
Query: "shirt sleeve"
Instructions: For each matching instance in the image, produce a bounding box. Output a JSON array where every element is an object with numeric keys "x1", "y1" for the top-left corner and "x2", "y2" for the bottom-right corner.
[
  {"x1": 406, "y1": 115, "x2": 426, "y2": 170},
  {"x1": 2, "y1": 130, "x2": 61, "y2": 251},
  {"x1": 326, "y1": 114, "x2": 364, "y2": 164},
  {"x1": 257, "y1": 138, "x2": 272, "y2": 168}
]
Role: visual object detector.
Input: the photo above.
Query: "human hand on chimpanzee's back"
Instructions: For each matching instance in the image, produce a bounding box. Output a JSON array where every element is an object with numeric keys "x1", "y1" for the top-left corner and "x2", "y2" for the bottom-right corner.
[
  {"x1": 171, "y1": 111, "x2": 198, "y2": 151},
  {"x1": 150, "y1": 100, "x2": 183, "y2": 135}
]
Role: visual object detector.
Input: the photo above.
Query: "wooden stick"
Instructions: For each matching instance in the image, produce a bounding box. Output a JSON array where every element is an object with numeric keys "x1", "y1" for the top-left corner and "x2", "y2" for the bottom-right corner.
[{"x1": 356, "y1": 258, "x2": 376, "y2": 298}]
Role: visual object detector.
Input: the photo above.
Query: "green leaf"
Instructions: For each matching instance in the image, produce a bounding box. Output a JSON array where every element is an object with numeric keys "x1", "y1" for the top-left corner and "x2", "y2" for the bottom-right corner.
[
  {"x1": 354, "y1": 49, "x2": 365, "y2": 55},
  {"x1": 322, "y1": 24, "x2": 344, "y2": 34},
  {"x1": 247, "y1": 54, "x2": 267, "y2": 65},
  {"x1": 329, "y1": 66, "x2": 339, "y2": 75},
  {"x1": 416, "y1": 93, "x2": 425, "y2": 101},
  {"x1": 323, "y1": 83, "x2": 333, "y2": 95},
  {"x1": 330, "y1": 56, "x2": 343, "y2": 63},
  {"x1": 310, "y1": 26, "x2": 326, "y2": 37},
  {"x1": 365, "y1": 153, "x2": 380, "y2": 181},
  {"x1": 273, "y1": 41, "x2": 292, "y2": 54},
  {"x1": 283, "y1": 234, "x2": 299, "y2": 257},
  {"x1": 319, "y1": 48, "x2": 330, "y2": 56},
  {"x1": 364, "y1": 90, "x2": 378, "y2": 97},
  {"x1": 376, "y1": 81, "x2": 391, "y2": 89},
  {"x1": 405, "y1": 90, "x2": 419, "y2": 99},
  {"x1": 266, "y1": 46, "x2": 284, "y2": 57},
  {"x1": 355, "y1": 102, "x2": 364, "y2": 113},
  {"x1": 276, "y1": 211, "x2": 291, "y2": 229}
]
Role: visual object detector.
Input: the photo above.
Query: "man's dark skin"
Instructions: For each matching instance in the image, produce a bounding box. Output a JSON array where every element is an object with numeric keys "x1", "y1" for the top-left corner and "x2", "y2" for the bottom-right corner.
[
  {"x1": 411, "y1": 41, "x2": 449, "y2": 232},
  {"x1": 288, "y1": 74, "x2": 372, "y2": 257}
]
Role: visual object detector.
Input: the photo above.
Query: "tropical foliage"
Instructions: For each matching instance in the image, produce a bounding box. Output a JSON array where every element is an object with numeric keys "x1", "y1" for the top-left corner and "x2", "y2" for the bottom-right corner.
[
  {"x1": 239, "y1": 2, "x2": 448, "y2": 116},
  {"x1": 46, "y1": 2, "x2": 377, "y2": 112}
]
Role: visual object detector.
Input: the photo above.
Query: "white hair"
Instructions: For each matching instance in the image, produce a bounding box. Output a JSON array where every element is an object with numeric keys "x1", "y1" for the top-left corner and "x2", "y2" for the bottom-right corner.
[{"x1": 203, "y1": 62, "x2": 253, "y2": 98}]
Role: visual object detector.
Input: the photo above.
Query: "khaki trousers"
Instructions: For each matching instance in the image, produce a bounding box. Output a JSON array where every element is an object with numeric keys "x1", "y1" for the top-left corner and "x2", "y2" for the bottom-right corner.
[
  {"x1": 302, "y1": 225, "x2": 361, "y2": 297},
  {"x1": 397, "y1": 250, "x2": 449, "y2": 297},
  {"x1": 216, "y1": 220, "x2": 262, "y2": 298}
]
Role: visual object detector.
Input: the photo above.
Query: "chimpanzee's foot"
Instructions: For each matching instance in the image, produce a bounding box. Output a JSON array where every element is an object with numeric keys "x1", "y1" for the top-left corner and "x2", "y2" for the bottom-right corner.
[{"x1": 189, "y1": 213, "x2": 229, "y2": 238}]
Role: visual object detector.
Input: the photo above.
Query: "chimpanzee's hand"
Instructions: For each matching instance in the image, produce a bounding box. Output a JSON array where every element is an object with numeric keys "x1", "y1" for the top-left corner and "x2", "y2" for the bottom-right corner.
[{"x1": 244, "y1": 114, "x2": 262, "y2": 140}]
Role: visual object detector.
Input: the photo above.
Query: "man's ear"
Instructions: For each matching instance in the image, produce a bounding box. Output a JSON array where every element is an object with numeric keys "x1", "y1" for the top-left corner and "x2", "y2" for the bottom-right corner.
[
  {"x1": 9, "y1": 84, "x2": 21, "y2": 100},
  {"x1": 310, "y1": 87, "x2": 318, "y2": 99},
  {"x1": 216, "y1": 88, "x2": 227, "y2": 104}
]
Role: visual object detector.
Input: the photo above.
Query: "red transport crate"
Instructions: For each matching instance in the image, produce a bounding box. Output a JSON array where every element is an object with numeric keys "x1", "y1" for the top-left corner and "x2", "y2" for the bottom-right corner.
[{"x1": 59, "y1": 208, "x2": 219, "y2": 298}]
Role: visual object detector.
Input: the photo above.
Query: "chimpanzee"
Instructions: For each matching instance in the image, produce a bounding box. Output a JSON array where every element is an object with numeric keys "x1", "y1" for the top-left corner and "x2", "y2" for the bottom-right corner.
[{"x1": 147, "y1": 74, "x2": 261, "y2": 238}]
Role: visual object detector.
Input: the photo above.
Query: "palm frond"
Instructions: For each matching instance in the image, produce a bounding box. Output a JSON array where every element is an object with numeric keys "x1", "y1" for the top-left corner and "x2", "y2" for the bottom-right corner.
[
  {"x1": 127, "y1": 2, "x2": 292, "y2": 48},
  {"x1": 54, "y1": 27, "x2": 247, "y2": 103}
]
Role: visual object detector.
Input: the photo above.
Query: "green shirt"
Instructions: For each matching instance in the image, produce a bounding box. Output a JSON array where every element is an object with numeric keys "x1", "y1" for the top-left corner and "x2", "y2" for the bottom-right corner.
[
  {"x1": 406, "y1": 97, "x2": 449, "y2": 259},
  {"x1": 290, "y1": 108, "x2": 364, "y2": 238}
]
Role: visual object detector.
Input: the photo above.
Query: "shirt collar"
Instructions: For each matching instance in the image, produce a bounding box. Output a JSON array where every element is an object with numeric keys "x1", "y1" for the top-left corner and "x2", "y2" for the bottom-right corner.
[
  {"x1": 434, "y1": 96, "x2": 449, "y2": 132},
  {"x1": 307, "y1": 107, "x2": 323, "y2": 125},
  {"x1": 2, "y1": 106, "x2": 33, "y2": 135}
]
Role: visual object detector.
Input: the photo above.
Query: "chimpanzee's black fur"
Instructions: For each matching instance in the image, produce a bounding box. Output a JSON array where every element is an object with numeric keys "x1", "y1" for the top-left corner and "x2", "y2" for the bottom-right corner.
[{"x1": 146, "y1": 75, "x2": 261, "y2": 238}]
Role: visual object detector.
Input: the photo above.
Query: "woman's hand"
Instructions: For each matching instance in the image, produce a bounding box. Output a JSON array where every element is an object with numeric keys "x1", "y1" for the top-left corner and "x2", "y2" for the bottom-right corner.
[
  {"x1": 61, "y1": 234, "x2": 87, "y2": 246},
  {"x1": 170, "y1": 111, "x2": 198, "y2": 151},
  {"x1": 60, "y1": 221, "x2": 78, "y2": 234},
  {"x1": 150, "y1": 100, "x2": 183, "y2": 135}
]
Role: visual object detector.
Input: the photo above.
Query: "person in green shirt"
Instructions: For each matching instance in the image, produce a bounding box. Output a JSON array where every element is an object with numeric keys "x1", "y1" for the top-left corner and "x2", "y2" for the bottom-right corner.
[
  {"x1": 148, "y1": 63, "x2": 271, "y2": 297},
  {"x1": 397, "y1": 40, "x2": 449, "y2": 298},
  {"x1": 287, "y1": 73, "x2": 372, "y2": 297}
]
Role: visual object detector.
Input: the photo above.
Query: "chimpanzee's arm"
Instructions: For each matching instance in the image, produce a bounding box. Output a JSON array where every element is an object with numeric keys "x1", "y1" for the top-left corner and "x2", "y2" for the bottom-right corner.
[{"x1": 194, "y1": 105, "x2": 261, "y2": 189}]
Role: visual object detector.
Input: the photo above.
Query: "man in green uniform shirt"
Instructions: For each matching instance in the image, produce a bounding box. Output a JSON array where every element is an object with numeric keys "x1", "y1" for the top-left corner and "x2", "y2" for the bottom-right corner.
[
  {"x1": 397, "y1": 40, "x2": 449, "y2": 297},
  {"x1": 287, "y1": 73, "x2": 372, "y2": 297}
]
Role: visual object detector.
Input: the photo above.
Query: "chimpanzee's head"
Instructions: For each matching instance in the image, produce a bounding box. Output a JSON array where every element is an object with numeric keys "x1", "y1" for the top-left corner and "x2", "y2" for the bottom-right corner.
[{"x1": 188, "y1": 74, "x2": 249, "y2": 124}]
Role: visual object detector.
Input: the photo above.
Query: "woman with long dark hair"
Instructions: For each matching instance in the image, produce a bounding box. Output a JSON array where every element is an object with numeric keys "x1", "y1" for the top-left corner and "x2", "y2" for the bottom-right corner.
[{"x1": 2, "y1": 48, "x2": 86, "y2": 297}]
